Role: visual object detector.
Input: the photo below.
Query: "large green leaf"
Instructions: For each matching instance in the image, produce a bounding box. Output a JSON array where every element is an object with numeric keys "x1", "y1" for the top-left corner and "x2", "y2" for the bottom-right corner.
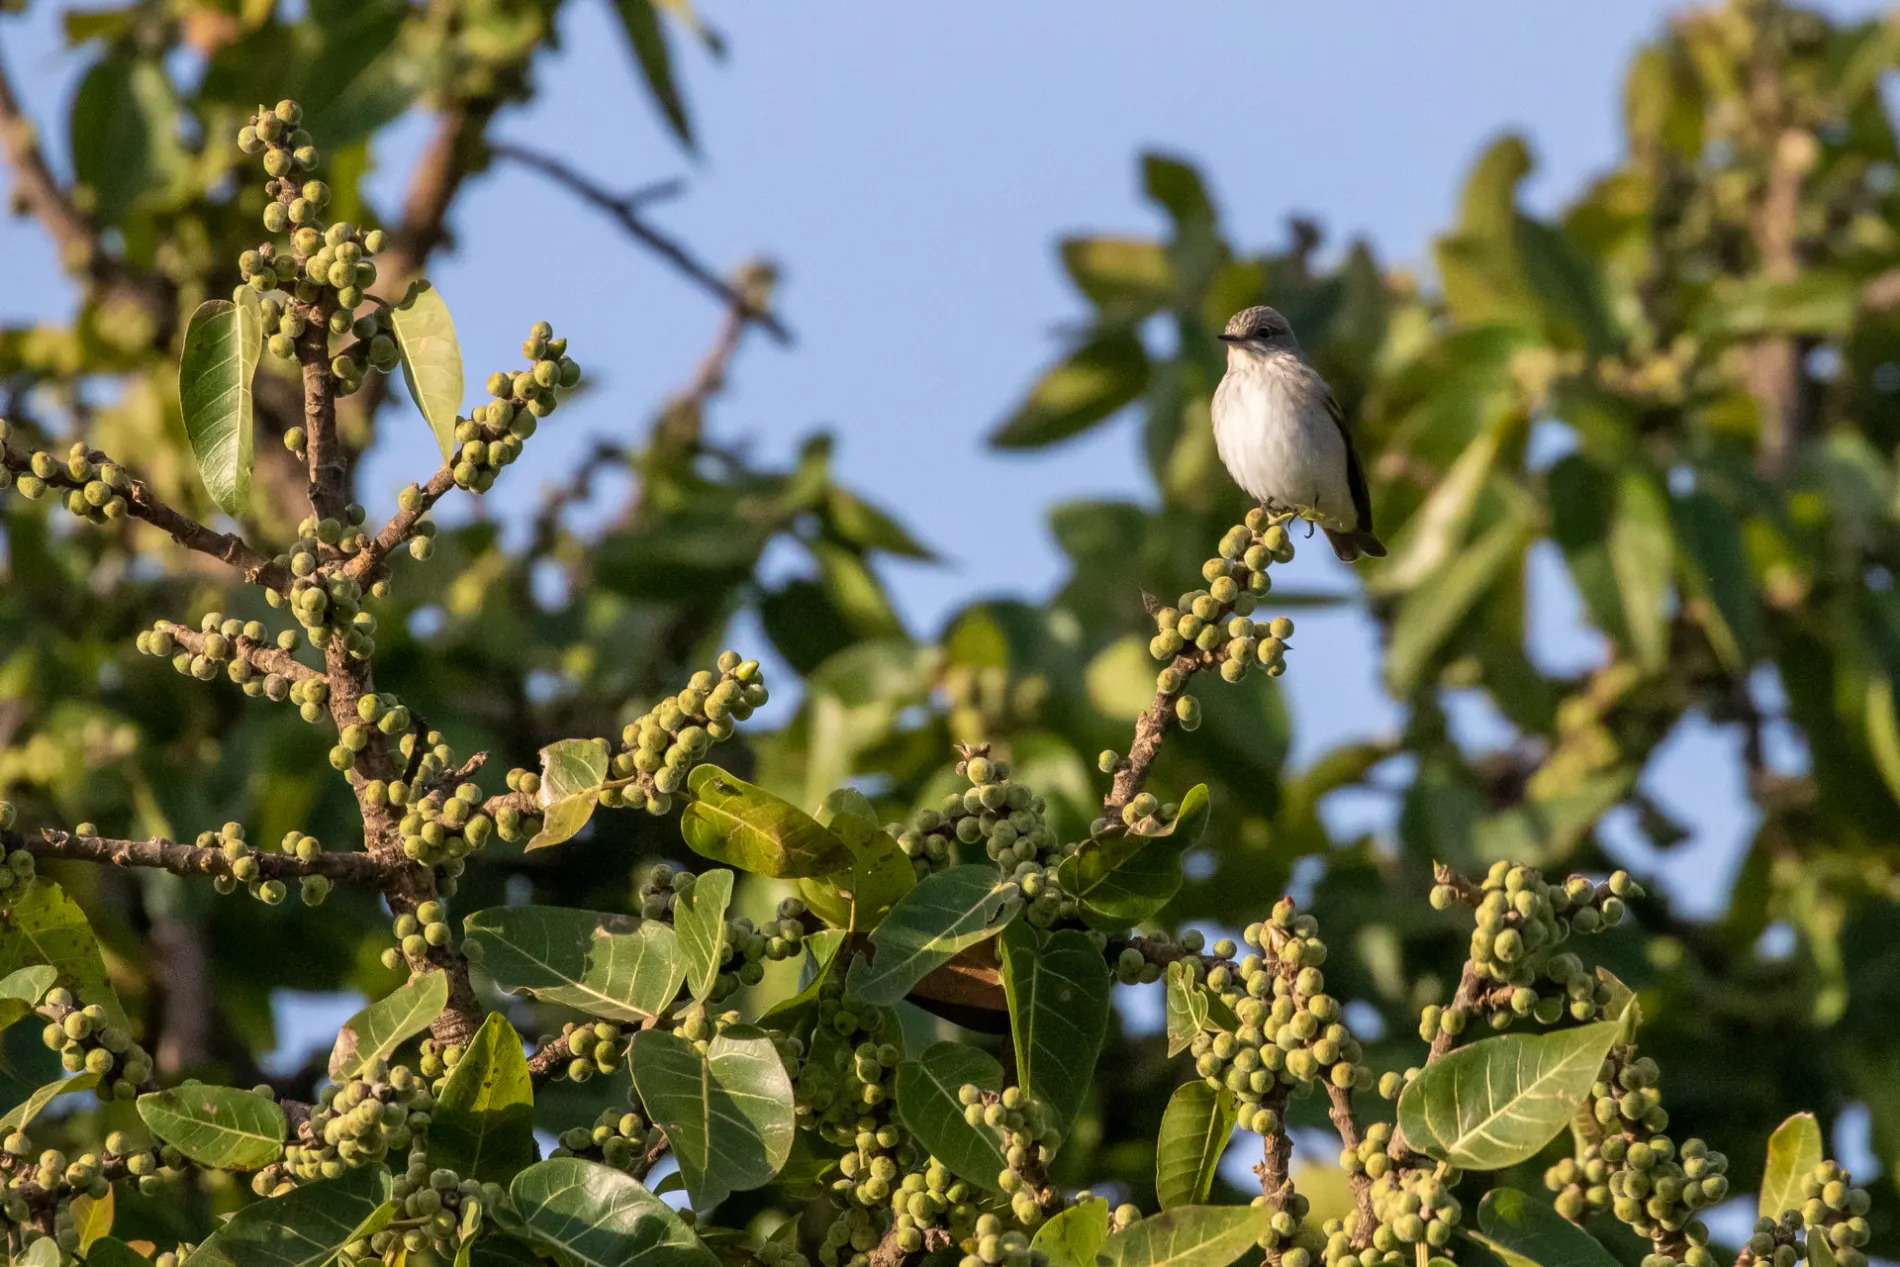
[
  {"x1": 673, "y1": 868, "x2": 733, "y2": 1002},
  {"x1": 69, "y1": 53, "x2": 184, "y2": 226},
  {"x1": 797, "y1": 790, "x2": 917, "y2": 932},
  {"x1": 609, "y1": 0, "x2": 696, "y2": 148},
  {"x1": 844, "y1": 866, "x2": 1016, "y2": 1007},
  {"x1": 760, "y1": 927, "x2": 848, "y2": 1026},
  {"x1": 1155, "y1": 1083, "x2": 1237, "y2": 1210},
  {"x1": 680, "y1": 766, "x2": 852, "y2": 878},
  {"x1": 391, "y1": 281, "x2": 465, "y2": 460},
  {"x1": 137, "y1": 1086, "x2": 285, "y2": 1169},
  {"x1": 1467, "y1": 1188, "x2": 1620, "y2": 1267},
  {"x1": 629, "y1": 1027, "x2": 795, "y2": 1209},
  {"x1": 1760, "y1": 1112, "x2": 1824, "y2": 1220},
  {"x1": 1397, "y1": 1022, "x2": 1620, "y2": 1169},
  {"x1": 892, "y1": 1043, "x2": 1009, "y2": 1193},
  {"x1": 18, "y1": 1238, "x2": 59, "y2": 1267},
  {"x1": 0, "y1": 880, "x2": 128, "y2": 1030},
  {"x1": 329, "y1": 971, "x2": 449, "y2": 1080},
  {"x1": 1099, "y1": 1206, "x2": 1266, "y2": 1267},
  {"x1": 999, "y1": 922, "x2": 1111, "y2": 1142},
  {"x1": 0, "y1": 1072, "x2": 101, "y2": 1134},
  {"x1": 1058, "y1": 784, "x2": 1212, "y2": 928},
  {"x1": 509, "y1": 1157, "x2": 716, "y2": 1267},
  {"x1": 1672, "y1": 488, "x2": 1757, "y2": 671},
  {"x1": 1165, "y1": 962, "x2": 1209, "y2": 1058},
  {"x1": 1061, "y1": 237, "x2": 1174, "y2": 316},
  {"x1": 1033, "y1": 1196, "x2": 1111, "y2": 1267},
  {"x1": 80, "y1": 1237, "x2": 151, "y2": 1267},
  {"x1": 427, "y1": 1012, "x2": 537, "y2": 1184},
  {"x1": 1385, "y1": 504, "x2": 1533, "y2": 695},
  {"x1": 463, "y1": 906, "x2": 683, "y2": 1023},
  {"x1": 0, "y1": 966, "x2": 56, "y2": 1033},
  {"x1": 181, "y1": 1165, "x2": 391, "y2": 1267},
  {"x1": 990, "y1": 331, "x2": 1150, "y2": 449},
  {"x1": 177, "y1": 298, "x2": 262, "y2": 517},
  {"x1": 1608, "y1": 470, "x2": 1673, "y2": 675},
  {"x1": 530, "y1": 739, "x2": 609, "y2": 851}
]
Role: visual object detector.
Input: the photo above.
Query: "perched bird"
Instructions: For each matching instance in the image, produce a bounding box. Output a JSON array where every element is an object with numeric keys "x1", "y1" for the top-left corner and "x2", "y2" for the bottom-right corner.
[{"x1": 1212, "y1": 305, "x2": 1385, "y2": 562}]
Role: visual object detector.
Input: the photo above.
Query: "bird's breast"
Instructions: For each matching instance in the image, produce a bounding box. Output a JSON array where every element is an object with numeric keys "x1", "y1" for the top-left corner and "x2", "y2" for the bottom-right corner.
[{"x1": 1212, "y1": 362, "x2": 1353, "y2": 529}]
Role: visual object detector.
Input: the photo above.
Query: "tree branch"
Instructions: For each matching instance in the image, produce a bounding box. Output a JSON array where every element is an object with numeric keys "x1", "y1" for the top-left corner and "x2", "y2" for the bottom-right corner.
[
  {"x1": 157, "y1": 620, "x2": 325, "y2": 685},
  {"x1": 489, "y1": 141, "x2": 792, "y2": 343},
  {"x1": 0, "y1": 444, "x2": 290, "y2": 591},
  {"x1": 1, "y1": 825, "x2": 385, "y2": 885},
  {"x1": 344, "y1": 466, "x2": 456, "y2": 584}
]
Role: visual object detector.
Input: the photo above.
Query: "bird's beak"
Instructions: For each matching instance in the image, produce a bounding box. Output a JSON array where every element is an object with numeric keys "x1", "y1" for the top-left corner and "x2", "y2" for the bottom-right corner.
[{"x1": 1217, "y1": 333, "x2": 1243, "y2": 344}]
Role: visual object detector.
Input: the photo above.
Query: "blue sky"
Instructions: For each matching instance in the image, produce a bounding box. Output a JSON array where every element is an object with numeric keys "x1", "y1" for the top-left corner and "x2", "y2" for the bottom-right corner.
[{"x1": 2, "y1": 2, "x2": 1883, "y2": 916}]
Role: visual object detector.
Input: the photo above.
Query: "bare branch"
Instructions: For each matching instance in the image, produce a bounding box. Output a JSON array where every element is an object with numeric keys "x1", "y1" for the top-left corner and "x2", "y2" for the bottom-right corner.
[{"x1": 490, "y1": 142, "x2": 792, "y2": 343}]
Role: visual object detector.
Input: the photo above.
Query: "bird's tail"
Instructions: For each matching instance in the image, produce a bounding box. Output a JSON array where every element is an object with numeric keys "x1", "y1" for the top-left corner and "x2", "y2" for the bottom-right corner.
[{"x1": 1324, "y1": 528, "x2": 1388, "y2": 563}]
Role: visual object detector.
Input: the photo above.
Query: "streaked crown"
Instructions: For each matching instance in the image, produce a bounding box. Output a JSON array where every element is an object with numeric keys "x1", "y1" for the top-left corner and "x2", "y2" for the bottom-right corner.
[{"x1": 1222, "y1": 306, "x2": 1294, "y2": 342}]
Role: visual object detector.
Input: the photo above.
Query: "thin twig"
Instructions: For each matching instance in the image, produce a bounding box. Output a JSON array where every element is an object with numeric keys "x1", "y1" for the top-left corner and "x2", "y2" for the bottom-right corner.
[
  {"x1": 489, "y1": 141, "x2": 792, "y2": 343},
  {"x1": 344, "y1": 466, "x2": 456, "y2": 584}
]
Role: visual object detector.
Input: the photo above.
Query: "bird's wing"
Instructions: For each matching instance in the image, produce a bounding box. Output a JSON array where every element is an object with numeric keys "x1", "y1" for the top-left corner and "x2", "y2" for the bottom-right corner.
[{"x1": 1323, "y1": 383, "x2": 1376, "y2": 535}]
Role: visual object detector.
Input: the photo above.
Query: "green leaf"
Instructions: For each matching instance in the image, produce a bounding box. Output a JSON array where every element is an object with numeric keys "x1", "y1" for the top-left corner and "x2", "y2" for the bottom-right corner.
[
  {"x1": 71, "y1": 1184, "x2": 112, "y2": 1251},
  {"x1": 0, "y1": 965, "x2": 57, "y2": 1032},
  {"x1": 999, "y1": 922, "x2": 1111, "y2": 1142},
  {"x1": 391, "y1": 281, "x2": 465, "y2": 461},
  {"x1": 674, "y1": 868, "x2": 733, "y2": 1002},
  {"x1": 69, "y1": 53, "x2": 184, "y2": 226},
  {"x1": 1809, "y1": 1228, "x2": 1839, "y2": 1267},
  {"x1": 1608, "y1": 470, "x2": 1674, "y2": 675},
  {"x1": 329, "y1": 971, "x2": 450, "y2": 1080},
  {"x1": 1060, "y1": 237, "x2": 1174, "y2": 315},
  {"x1": 80, "y1": 1237, "x2": 151, "y2": 1267},
  {"x1": 509, "y1": 1157, "x2": 716, "y2": 1267},
  {"x1": 530, "y1": 739, "x2": 609, "y2": 851},
  {"x1": 1058, "y1": 784, "x2": 1213, "y2": 929},
  {"x1": 1672, "y1": 488, "x2": 1757, "y2": 671},
  {"x1": 1468, "y1": 1188, "x2": 1620, "y2": 1267},
  {"x1": 629, "y1": 1026, "x2": 795, "y2": 1209},
  {"x1": 0, "y1": 880, "x2": 129, "y2": 1032},
  {"x1": 892, "y1": 1043, "x2": 1009, "y2": 1194},
  {"x1": 680, "y1": 766, "x2": 853, "y2": 878},
  {"x1": 1155, "y1": 1083, "x2": 1237, "y2": 1210},
  {"x1": 824, "y1": 487, "x2": 935, "y2": 561},
  {"x1": 181, "y1": 1165, "x2": 391, "y2": 1267},
  {"x1": 1397, "y1": 1022, "x2": 1621, "y2": 1169},
  {"x1": 1100, "y1": 1205, "x2": 1266, "y2": 1267},
  {"x1": 0, "y1": 1072, "x2": 101, "y2": 1134},
  {"x1": 427, "y1": 1012, "x2": 537, "y2": 1184},
  {"x1": 177, "y1": 298, "x2": 262, "y2": 518},
  {"x1": 1164, "y1": 962, "x2": 1208, "y2": 1059},
  {"x1": 137, "y1": 1086, "x2": 285, "y2": 1170},
  {"x1": 990, "y1": 331, "x2": 1150, "y2": 449},
  {"x1": 1385, "y1": 505, "x2": 1533, "y2": 695},
  {"x1": 844, "y1": 866, "x2": 1016, "y2": 1007},
  {"x1": 760, "y1": 928, "x2": 848, "y2": 1026},
  {"x1": 463, "y1": 906, "x2": 683, "y2": 1023},
  {"x1": 1760, "y1": 1112, "x2": 1824, "y2": 1220},
  {"x1": 610, "y1": 0, "x2": 695, "y2": 148},
  {"x1": 1033, "y1": 1196, "x2": 1111, "y2": 1267},
  {"x1": 19, "y1": 1239, "x2": 60, "y2": 1267},
  {"x1": 797, "y1": 790, "x2": 917, "y2": 932}
]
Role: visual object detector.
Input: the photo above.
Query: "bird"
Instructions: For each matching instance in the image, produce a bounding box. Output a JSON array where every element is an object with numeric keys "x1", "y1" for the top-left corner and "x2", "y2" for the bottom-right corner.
[{"x1": 1212, "y1": 305, "x2": 1386, "y2": 563}]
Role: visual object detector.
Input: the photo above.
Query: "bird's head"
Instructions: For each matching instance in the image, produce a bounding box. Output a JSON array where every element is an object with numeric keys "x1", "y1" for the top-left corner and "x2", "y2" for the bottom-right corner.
[{"x1": 1218, "y1": 306, "x2": 1301, "y2": 358}]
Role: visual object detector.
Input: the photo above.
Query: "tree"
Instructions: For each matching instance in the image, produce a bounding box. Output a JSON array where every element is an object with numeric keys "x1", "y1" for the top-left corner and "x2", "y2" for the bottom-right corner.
[{"x1": 0, "y1": 0, "x2": 1893, "y2": 1264}]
